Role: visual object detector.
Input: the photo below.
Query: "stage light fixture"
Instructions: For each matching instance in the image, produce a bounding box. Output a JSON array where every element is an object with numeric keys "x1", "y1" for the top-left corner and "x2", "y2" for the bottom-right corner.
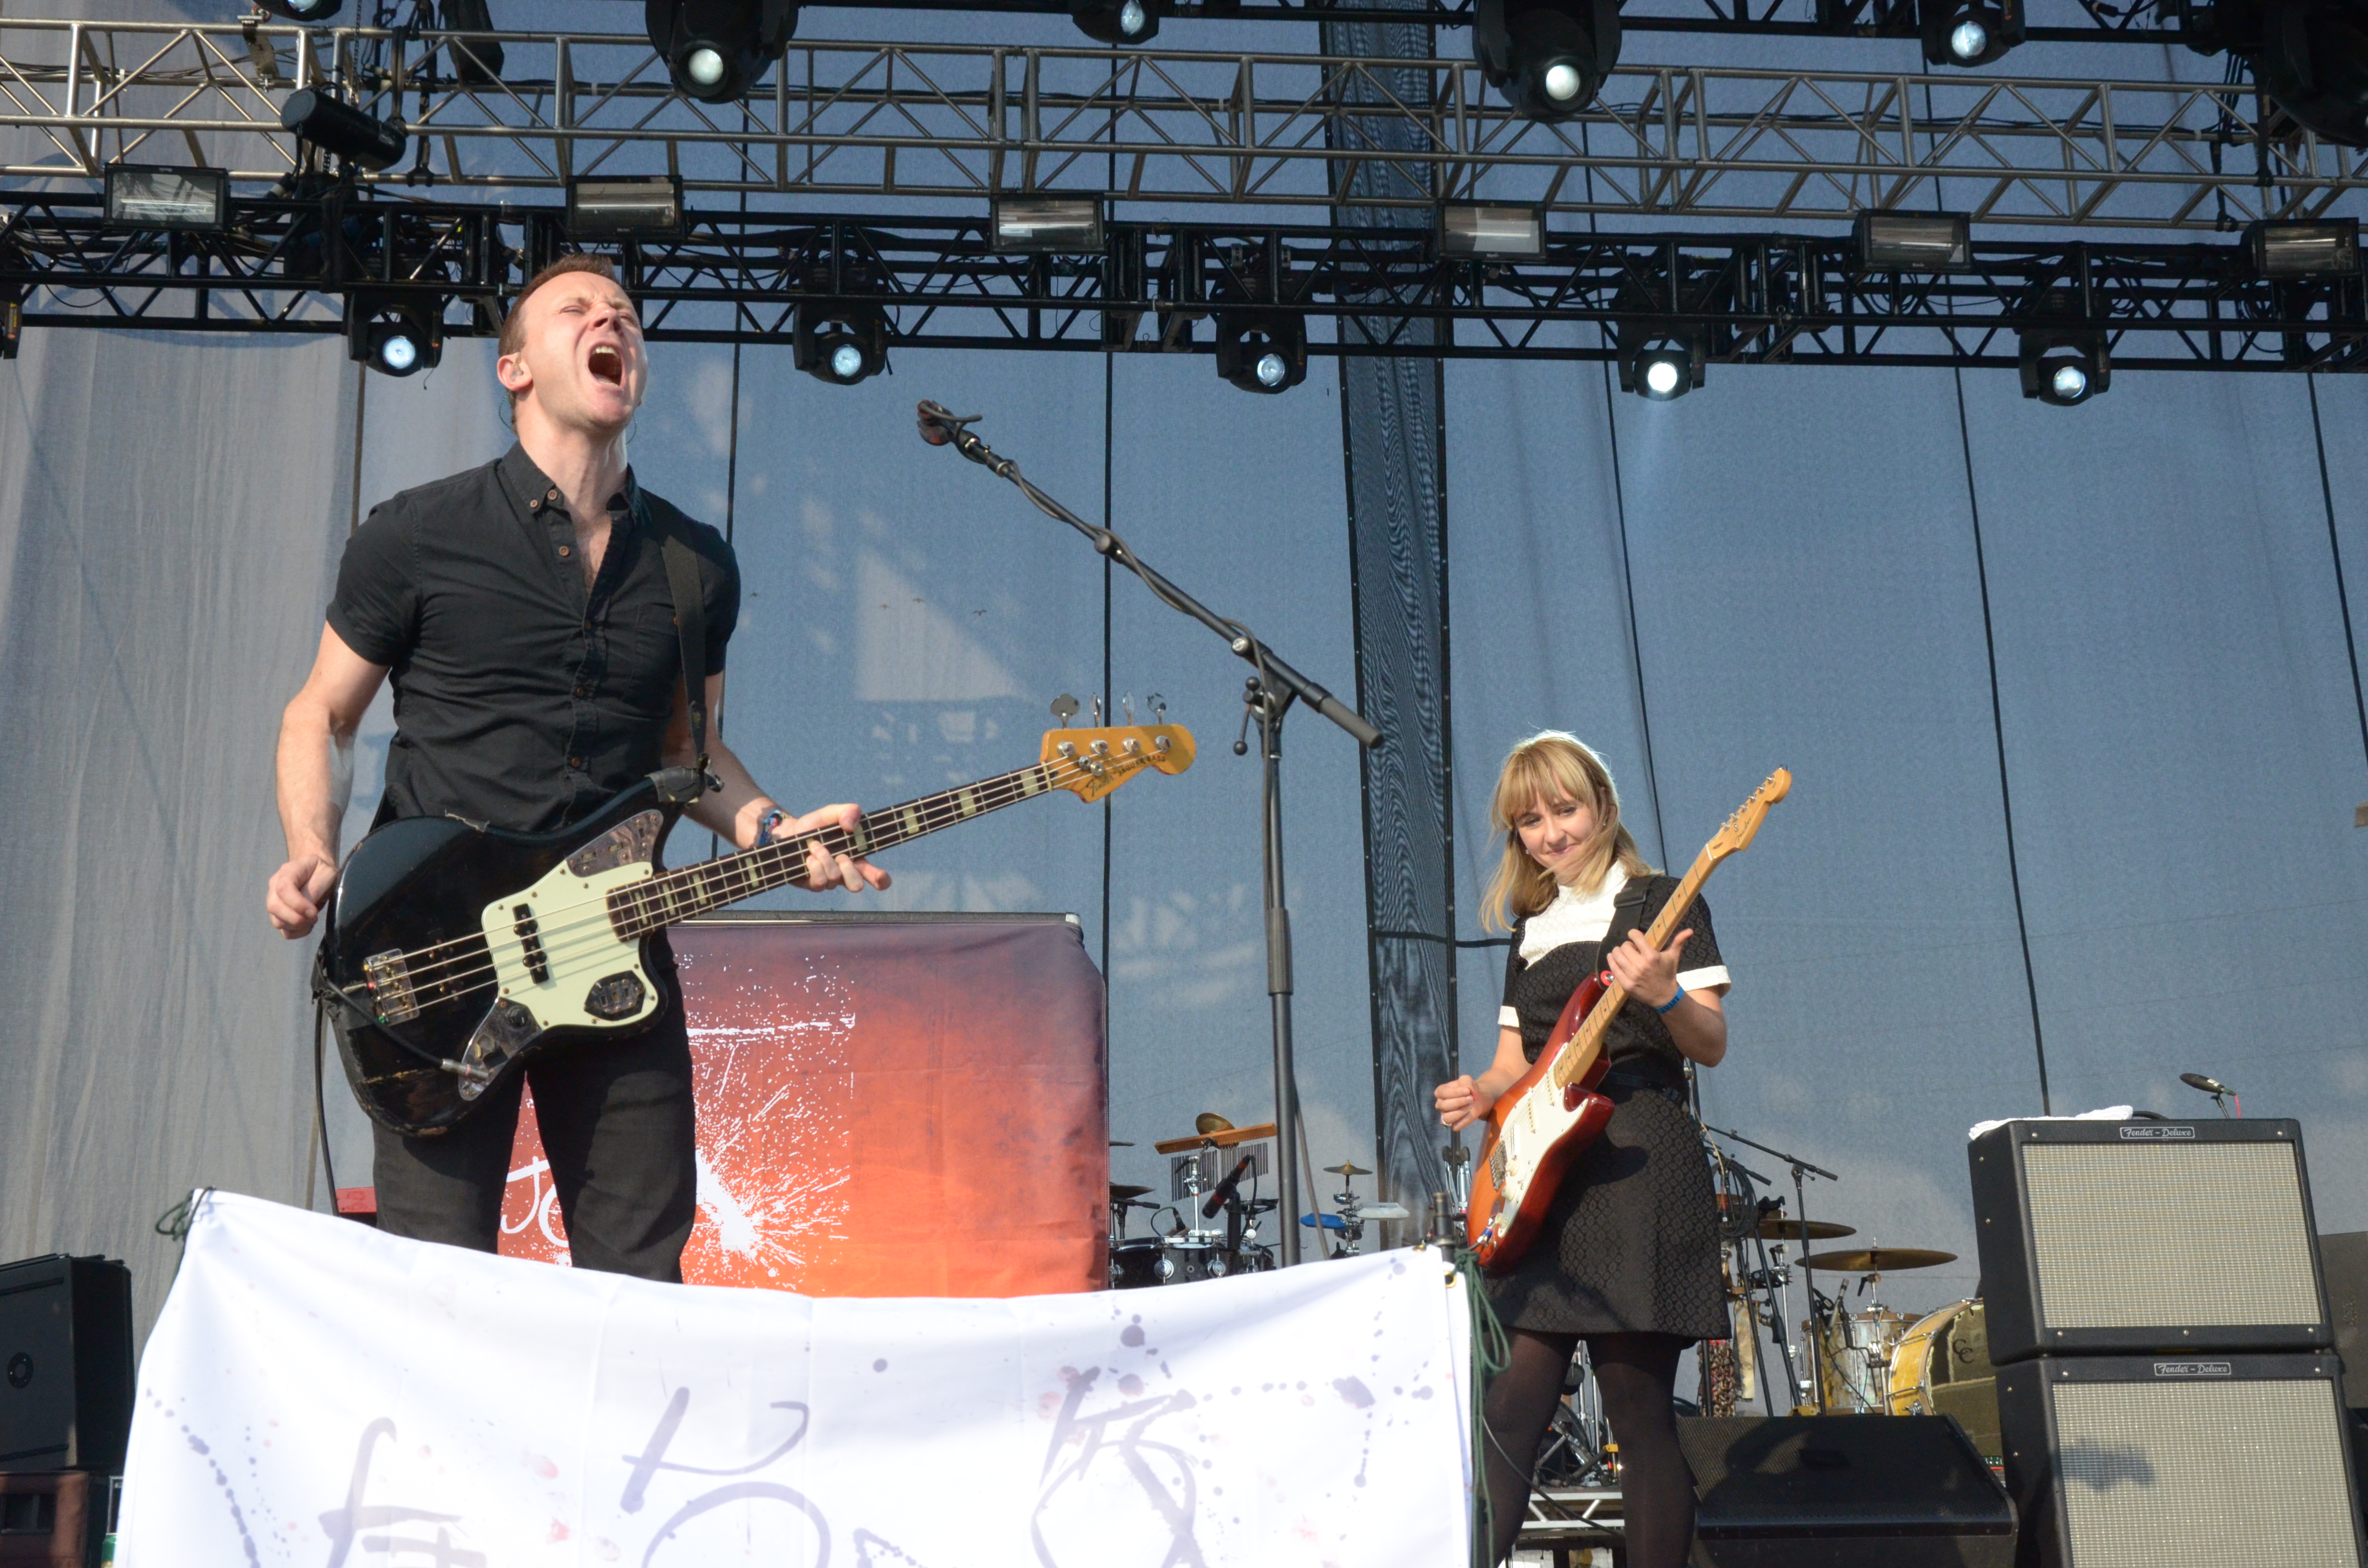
[
  {"x1": 279, "y1": 90, "x2": 408, "y2": 172},
  {"x1": 2257, "y1": 0, "x2": 2368, "y2": 147},
  {"x1": 1472, "y1": 0, "x2": 1622, "y2": 122},
  {"x1": 104, "y1": 165, "x2": 228, "y2": 232},
  {"x1": 0, "y1": 295, "x2": 19, "y2": 361},
  {"x1": 1071, "y1": 0, "x2": 1163, "y2": 46},
  {"x1": 793, "y1": 279, "x2": 890, "y2": 386},
  {"x1": 439, "y1": 0, "x2": 505, "y2": 89},
  {"x1": 644, "y1": 0, "x2": 799, "y2": 105},
  {"x1": 2246, "y1": 218, "x2": 2362, "y2": 276},
  {"x1": 1441, "y1": 204, "x2": 1545, "y2": 259},
  {"x1": 991, "y1": 196, "x2": 1104, "y2": 254},
  {"x1": 256, "y1": 0, "x2": 341, "y2": 22},
  {"x1": 1617, "y1": 330, "x2": 1703, "y2": 401},
  {"x1": 1854, "y1": 210, "x2": 1971, "y2": 270},
  {"x1": 1921, "y1": 0, "x2": 2023, "y2": 67},
  {"x1": 1214, "y1": 310, "x2": 1307, "y2": 394},
  {"x1": 2016, "y1": 289, "x2": 2109, "y2": 406},
  {"x1": 568, "y1": 176, "x2": 685, "y2": 243},
  {"x1": 345, "y1": 293, "x2": 445, "y2": 379}
]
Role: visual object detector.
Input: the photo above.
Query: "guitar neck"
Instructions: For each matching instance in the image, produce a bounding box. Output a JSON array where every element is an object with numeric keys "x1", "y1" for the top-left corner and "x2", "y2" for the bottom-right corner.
[
  {"x1": 615, "y1": 759, "x2": 1083, "y2": 937},
  {"x1": 1547, "y1": 846, "x2": 1718, "y2": 1092}
]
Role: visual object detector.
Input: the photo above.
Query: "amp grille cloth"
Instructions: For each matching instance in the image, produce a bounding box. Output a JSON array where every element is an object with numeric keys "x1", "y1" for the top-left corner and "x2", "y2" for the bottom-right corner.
[
  {"x1": 2023, "y1": 1142, "x2": 2318, "y2": 1327},
  {"x1": 2054, "y1": 1379, "x2": 2358, "y2": 1568}
]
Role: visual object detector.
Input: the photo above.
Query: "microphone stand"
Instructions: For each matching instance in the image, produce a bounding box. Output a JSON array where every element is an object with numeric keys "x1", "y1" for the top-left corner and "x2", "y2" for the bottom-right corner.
[
  {"x1": 915, "y1": 402, "x2": 1384, "y2": 1266},
  {"x1": 1704, "y1": 1123, "x2": 1840, "y2": 1414}
]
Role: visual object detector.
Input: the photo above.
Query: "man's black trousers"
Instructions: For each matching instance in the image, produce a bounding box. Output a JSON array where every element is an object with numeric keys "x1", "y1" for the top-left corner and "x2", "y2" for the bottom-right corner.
[{"x1": 367, "y1": 988, "x2": 698, "y2": 1281}]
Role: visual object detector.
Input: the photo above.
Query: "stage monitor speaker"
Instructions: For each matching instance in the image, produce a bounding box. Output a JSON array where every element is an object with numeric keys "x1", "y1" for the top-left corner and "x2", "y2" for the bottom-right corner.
[
  {"x1": 0, "y1": 1257, "x2": 132, "y2": 1475},
  {"x1": 1996, "y1": 1352, "x2": 2364, "y2": 1568},
  {"x1": 1968, "y1": 1117, "x2": 2329, "y2": 1364},
  {"x1": 2320, "y1": 1231, "x2": 2368, "y2": 1408},
  {"x1": 1676, "y1": 1414, "x2": 2016, "y2": 1568},
  {"x1": 0, "y1": 1470, "x2": 106, "y2": 1567}
]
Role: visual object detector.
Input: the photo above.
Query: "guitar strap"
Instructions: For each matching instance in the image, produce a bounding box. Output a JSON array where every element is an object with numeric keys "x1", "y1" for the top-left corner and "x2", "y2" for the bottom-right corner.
[{"x1": 635, "y1": 483, "x2": 710, "y2": 782}]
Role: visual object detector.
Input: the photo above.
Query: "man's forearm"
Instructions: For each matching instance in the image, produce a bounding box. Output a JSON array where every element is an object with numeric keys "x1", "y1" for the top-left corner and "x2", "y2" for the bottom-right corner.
[
  {"x1": 276, "y1": 697, "x2": 354, "y2": 865},
  {"x1": 681, "y1": 738, "x2": 775, "y2": 847}
]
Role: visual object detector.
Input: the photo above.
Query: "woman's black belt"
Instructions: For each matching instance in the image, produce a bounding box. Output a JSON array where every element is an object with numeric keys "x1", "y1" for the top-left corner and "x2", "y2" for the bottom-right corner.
[{"x1": 1596, "y1": 1066, "x2": 1690, "y2": 1106}]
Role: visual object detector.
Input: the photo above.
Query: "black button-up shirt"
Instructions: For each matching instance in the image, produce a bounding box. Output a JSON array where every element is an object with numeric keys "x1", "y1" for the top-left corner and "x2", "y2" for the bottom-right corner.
[{"x1": 329, "y1": 444, "x2": 740, "y2": 834}]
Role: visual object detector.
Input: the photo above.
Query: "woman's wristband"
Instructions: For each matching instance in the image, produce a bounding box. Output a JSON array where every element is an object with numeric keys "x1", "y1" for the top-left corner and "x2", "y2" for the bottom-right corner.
[
  {"x1": 752, "y1": 807, "x2": 787, "y2": 848},
  {"x1": 1655, "y1": 983, "x2": 1687, "y2": 1014}
]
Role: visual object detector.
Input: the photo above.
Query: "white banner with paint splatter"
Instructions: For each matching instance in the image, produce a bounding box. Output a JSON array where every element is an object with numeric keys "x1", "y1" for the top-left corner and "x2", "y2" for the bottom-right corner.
[{"x1": 118, "y1": 1191, "x2": 1474, "y2": 1568}]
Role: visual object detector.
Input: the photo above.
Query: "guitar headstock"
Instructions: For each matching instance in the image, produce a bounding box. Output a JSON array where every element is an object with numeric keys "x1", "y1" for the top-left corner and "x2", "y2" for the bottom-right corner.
[
  {"x1": 1040, "y1": 724, "x2": 1197, "y2": 803},
  {"x1": 1704, "y1": 768, "x2": 1791, "y2": 863}
]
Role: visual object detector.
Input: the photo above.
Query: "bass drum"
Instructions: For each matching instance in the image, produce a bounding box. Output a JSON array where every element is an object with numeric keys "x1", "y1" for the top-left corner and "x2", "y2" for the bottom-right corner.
[{"x1": 1887, "y1": 1299, "x2": 2001, "y2": 1466}]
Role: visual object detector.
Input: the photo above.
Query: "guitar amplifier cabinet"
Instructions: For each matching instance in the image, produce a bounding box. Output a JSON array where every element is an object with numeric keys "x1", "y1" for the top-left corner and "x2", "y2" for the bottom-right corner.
[
  {"x1": 0, "y1": 1470, "x2": 107, "y2": 1566},
  {"x1": 1996, "y1": 1353, "x2": 2365, "y2": 1568},
  {"x1": 1968, "y1": 1118, "x2": 2329, "y2": 1364},
  {"x1": 0, "y1": 1258, "x2": 131, "y2": 1476},
  {"x1": 1676, "y1": 1415, "x2": 2016, "y2": 1568}
]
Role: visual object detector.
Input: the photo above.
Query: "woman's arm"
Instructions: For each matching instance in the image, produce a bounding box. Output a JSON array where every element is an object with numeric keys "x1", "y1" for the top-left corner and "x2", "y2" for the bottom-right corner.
[
  {"x1": 1434, "y1": 1027, "x2": 1535, "y2": 1132},
  {"x1": 1605, "y1": 927, "x2": 1728, "y2": 1067}
]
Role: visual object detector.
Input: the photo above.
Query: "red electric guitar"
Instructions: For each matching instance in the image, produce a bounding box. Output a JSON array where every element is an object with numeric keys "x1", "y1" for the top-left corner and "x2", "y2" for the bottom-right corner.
[{"x1": 1465, "y1": 769, "x2": 1790, "y2": 1273}]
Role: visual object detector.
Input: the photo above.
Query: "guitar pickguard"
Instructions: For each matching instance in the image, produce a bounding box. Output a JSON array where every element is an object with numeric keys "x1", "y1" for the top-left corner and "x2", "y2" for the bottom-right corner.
[{"x1": 473, "y1": 811, "x2": 664, "y2": 1057}]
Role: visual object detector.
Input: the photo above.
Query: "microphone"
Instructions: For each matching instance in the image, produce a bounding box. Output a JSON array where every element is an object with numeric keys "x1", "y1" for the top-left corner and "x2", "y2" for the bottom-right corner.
[
  {"x1": 915, "y1": 399, "x2": 959, "y2": 447},
  {"x1": 1201, "y1": 1155, "x2": 1256, "y2": 1219},
  {"x1": 2181, "y1": 1072, "x2": 2234, "y2": 1096}
]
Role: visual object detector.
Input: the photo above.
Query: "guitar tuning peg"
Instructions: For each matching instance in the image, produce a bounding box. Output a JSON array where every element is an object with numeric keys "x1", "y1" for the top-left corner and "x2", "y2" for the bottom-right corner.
[
  {"x1": 1146, "y1": 691, "x2": 1166, "y2": 722},
  {"x1": 1092, "y1": 696, "x2": 1103, "y2": 725},
  {"x1": 1050, "y1": 694, "x2": 1079, "y2": 727},
  {"x1": 1122, "y1": 693, "x2": 1135, "y2": 724}
]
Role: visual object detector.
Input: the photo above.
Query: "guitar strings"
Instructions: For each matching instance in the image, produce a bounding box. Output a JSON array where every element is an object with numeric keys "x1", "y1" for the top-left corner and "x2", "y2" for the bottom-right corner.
[
  {"x1": 359, "y1": 751, "x2": 1155, "y2": 1013},
  {"x1": 373, "y1": 751, "x2": 1108, "y2": 985},
  {"x1": 375, "y1": 755, "x2": 1152, "y2": 1011},
  {"x1": 377, "y1": 753, "x2": 1122, "y2": 994}
]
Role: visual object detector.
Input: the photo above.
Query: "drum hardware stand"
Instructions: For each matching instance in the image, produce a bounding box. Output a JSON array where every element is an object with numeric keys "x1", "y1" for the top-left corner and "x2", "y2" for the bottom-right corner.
[
  {"x1": 917, "y1": 400, "x2": 1385, "y2": 1266},
  {"x1": 1704, "y1": 1123, "x2": 1840, "y2": 1414}
]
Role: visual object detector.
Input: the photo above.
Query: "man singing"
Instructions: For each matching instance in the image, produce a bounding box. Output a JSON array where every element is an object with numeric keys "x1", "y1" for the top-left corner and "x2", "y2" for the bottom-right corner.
[{"x1": 265, "y1": 253, "x2": 885, "y2": 1280}]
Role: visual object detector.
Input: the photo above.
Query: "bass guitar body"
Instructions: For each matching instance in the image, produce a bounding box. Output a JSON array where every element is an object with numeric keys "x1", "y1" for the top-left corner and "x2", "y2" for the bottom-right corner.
[
  {"x1": 1467, "y1": 971, "x2": 1617, "y2": 1274},
  {"x1": 317, "y1": 778, "x2": 684, "y2": 1137}
]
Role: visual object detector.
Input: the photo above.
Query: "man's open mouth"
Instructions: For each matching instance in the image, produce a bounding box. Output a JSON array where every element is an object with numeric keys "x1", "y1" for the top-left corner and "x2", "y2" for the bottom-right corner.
[{"x1": 588, "y1": 345, "x2": 624, "y2": 385}]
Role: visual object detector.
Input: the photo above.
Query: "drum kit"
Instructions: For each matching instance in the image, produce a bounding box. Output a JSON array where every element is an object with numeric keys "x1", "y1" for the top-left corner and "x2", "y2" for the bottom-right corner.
[
  {"x1": 1703, "y1": 1145, "x2": 2000, "y2": 1459},
  {"x1": 1108, "y1": 1113, "x2": 1412, "y2": 1289}
]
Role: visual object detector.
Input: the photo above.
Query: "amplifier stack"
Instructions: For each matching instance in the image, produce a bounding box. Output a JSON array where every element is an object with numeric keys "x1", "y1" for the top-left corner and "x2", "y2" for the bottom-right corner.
[{"x1": 1968, "y1": 1117, "x2": 2364, "y2": 1568}]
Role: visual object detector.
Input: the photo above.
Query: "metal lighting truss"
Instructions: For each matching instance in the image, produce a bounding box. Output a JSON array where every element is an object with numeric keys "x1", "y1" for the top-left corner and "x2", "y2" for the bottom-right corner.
[
  {"x1": 3, "y1": 195, "x2": 2361, "y2": 370},
  {"x1": 1, "y1": 20, "x2": 2365, "y2": 231}
]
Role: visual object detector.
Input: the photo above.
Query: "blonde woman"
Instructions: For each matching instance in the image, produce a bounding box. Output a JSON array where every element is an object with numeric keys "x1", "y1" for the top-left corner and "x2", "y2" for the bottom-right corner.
[{"x1": 1434, "y1": 732, "x2": 1731, "y2": 1568}]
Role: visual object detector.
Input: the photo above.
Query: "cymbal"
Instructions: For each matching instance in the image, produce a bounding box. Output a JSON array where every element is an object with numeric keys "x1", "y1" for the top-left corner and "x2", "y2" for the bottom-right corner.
[
  {"x1": 1153, "y1": 1121, "x2": 1279, "y2": 1154},
  {"x1": 1109, "y1": 1183, "x2": 1154, "y2": 1202},
  {"x1": 1800, "y1": 1247, "x2": 1958, "y2": 1273},
  {"x1": 1196, "y1": 1112, "x2": 1235, "y2": 1135},
  {"x1": 1325, "y1": 1161, "x2": 1373, "y2": 1177},
  {"x1": 1749, "y1": 1219, "x2": 1856, "y2": 1242}
]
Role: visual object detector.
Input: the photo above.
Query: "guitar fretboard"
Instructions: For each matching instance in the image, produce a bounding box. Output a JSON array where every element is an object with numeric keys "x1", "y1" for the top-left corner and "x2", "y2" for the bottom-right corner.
[{"x1": 607, "y1": 755, "x2": 1129, "y2": 938}]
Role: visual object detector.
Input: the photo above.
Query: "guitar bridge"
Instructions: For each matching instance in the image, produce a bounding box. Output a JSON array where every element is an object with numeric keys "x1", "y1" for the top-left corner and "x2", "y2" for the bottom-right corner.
[{"x1": 363, "y1": 950, "x2": 420, "y2": 1023}]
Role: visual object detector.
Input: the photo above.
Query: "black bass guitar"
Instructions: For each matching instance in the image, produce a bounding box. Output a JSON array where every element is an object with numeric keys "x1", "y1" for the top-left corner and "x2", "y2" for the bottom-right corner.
[{"x1": 316, "y1": 723, "x2": 1194, "y2": 1135}]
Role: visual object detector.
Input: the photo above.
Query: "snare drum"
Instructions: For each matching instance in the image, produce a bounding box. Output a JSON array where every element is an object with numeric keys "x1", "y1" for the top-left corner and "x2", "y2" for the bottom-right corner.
[
  {"x1": 1887, "y1": 1299, "x2": 2001, "y2": 1462},
  {"x1": 1814, "y1": 1308, "x2": 1908, "y2": 1412}
]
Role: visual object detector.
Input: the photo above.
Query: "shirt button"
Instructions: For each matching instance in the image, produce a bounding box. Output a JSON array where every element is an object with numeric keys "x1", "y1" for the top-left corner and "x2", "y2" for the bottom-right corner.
[
  {"x1": 547, "y1": 488, "x2": 559, "y2": 501},
  {"x1": 573, "y1": 685, "x2": 589, "y2": 698},
  {"x1": 557, "y1": 544, "x2": 572, "y2": 557},
  {"x1": 569, "y1": 755, "x2": 585, "y2": 770}
]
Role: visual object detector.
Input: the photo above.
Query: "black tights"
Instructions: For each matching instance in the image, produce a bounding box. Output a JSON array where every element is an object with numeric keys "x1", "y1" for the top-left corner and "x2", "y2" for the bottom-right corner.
[{"x1": 1482, "y1": 1329, "x2": 1693, "y2": 1568}]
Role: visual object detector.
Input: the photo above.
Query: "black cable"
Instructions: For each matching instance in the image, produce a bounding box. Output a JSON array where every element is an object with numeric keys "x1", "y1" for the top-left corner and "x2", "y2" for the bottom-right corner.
[
  {"x1": 2308, "y1": 376, "x2": 2368, "y2": 782},
  {"x1": 1101, "y1": 346, "x2": 1115, "y2": 1085},
  {"x1": 1949, "y1": 366, "x2": 2052, "y2": 1115},
  {"x1": 312, "y1": 999, "x2": 340, "y2": 1209}
]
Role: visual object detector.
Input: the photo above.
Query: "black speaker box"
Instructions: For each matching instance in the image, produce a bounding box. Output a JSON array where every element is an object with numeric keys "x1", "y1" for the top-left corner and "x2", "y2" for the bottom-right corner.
[
  {"x1": 1677, "y1": 1414, "x2": 2016, "y2": 1568},
  {"x1": 2321, "y1": 1231, "x2": 2368, "y2": 1408},
  {"x1": 1968, "y1": 1117, "x2": 2330, "y2": 1363},
  {"x1": 1997, "y1": 1351, "x2": 2365, "y2": 1568},
  {"x1": 0, "y1": 1257, "x2": 132, "y2": 1475}
]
